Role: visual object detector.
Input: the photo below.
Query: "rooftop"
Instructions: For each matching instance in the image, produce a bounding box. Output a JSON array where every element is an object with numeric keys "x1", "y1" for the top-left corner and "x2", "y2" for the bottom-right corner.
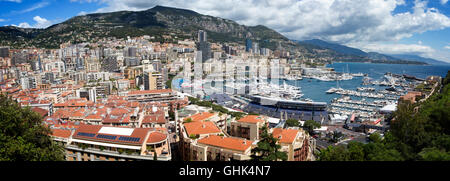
[
  {"x1": 272, "y1": 128, "x2": 299, "y2": 144},
  {"x1": 184, "y1": 112, "x2": 216, "y2": 122},
  {"x1": 183, "y1": 121, "x2": 221, "y2": 136},
  {"x1": 73, "y1": 125, "x2": 152, "y2": 145},
  {"x1": 237, "y1": 115, "x2": 265, "y2": 124},
  {"x1": 197, "y1": 135, "x2": 252, "y2": 152}
]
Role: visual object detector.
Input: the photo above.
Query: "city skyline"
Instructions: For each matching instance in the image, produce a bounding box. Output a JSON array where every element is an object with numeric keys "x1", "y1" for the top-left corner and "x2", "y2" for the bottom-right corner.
[{"x1": 0, "y1": 0, "x2": 450, "y2": 62}]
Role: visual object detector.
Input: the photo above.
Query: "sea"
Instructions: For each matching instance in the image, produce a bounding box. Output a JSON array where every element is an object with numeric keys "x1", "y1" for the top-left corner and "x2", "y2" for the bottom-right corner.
[{"x1": 284, "y1": 62, "x2": 450, "y2": 103}]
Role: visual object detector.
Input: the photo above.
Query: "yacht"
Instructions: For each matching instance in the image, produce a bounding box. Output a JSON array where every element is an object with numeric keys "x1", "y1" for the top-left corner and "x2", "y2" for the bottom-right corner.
[
  {"x1": 326, "y1": 88, "x2": 337, "y2": 94},
  {"x1": 351, "y1": 72, "x2": 365, "y2": 77}
]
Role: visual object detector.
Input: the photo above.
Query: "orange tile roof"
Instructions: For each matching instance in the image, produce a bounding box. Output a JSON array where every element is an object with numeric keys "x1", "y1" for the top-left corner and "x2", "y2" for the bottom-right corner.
[
  {"x1": 73, "y1": 125, "x2": 151, "y2": 145},
  {"x1": 184, "y1": 112, "x2": 215, "y2": 122},
  {"x1": 32, "y1": 107, "x2": 48, "y2": 117},
  {"x1": 85, "y1": 114, "x2": 103, "y2": 120},
  {"x1": 184, "y1": 121, "x2": 221, "y2": 136},
  {"x1": 197, "y1": 135, "x2": 252, "y2": 152},
  {"x1": 50, "y1": 129, "x2": 72, "y2": 139},
  {"x1": 110, "y1": 108, "x2": 130, "y2": 115},
  {"x1": 142, "y1": 115, "x2": 166, "y2": 124},
  {"x1": 147, "y1": 132, "x2": 167, "y2": 144},
  {"x1": 237, "y1": 115, "x2": 265, "y2": 124},
  {"x1": 272, "y1": 128, "x2": 299, "y2": 144}
]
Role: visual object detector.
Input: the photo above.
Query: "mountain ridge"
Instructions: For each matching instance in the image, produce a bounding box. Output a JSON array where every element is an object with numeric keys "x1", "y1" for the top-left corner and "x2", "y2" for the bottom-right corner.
[
  {"x1": 0, "y1": 5, "x2": 431, "y2": 65},
  {"x1": 296, "y1": 39, "x2": 439, "y2": 65}
]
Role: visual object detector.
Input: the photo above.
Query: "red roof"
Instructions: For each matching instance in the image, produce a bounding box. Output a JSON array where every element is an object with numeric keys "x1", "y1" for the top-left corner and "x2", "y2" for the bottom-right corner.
[
  {"x1": 142, "y1": 115, "x2": 166, "y2": 124},
  {"x1": 73, "y1": 125, "x2": 152, "y2": 145},
  {"x1": 197, "y1": 135, "x2": 252, "y2": 152},
  {"x1": 272, "y1": 128, "x2": 299, "y2": 144},
  {"x1": 32, "y1": 107, "x2": 48, "y2": 117},
  {"x1": 147, "y1": 132, "x2": 167, "y2": 144},
  {"x1": 50, "y1": 129, "x2": 72, "y2": 139},
  {"x1": 184, "y1": 112, "x2": 215, "y2": 122},
  {"x1": 184, "y1": 121, "x2": 221, "y2": 136},
  {"x1": 237, "y1": 115, "x2": 265, "y2": 124}
]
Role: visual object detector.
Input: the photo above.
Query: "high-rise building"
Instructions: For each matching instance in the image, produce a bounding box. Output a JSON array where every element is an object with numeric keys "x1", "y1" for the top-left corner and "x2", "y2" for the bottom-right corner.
[
  {"x1": 198, "y1": 30, "x2": 207, "y2": 42},
  {"x1": 197, "y1": 42, "x2": 211, "y2": 62},
  {"x1": 0, "y1": 70, "x2": 4, "y2": 82},
  {"x1": 144, "y1": 71, "x2": 163, "y2": 90},
  {"x1": 0, "y1": 47, "x2": 9, "y2": 58},
  {"x1": 128, "y1": 47, "x2": 137, "y2": 57},
  {"x1": 197, "y1": 30, "x2": 211, "y2": 62},
  {"x1": 20, "y1": 76, "x2": 37, "y2": 90},
  {"x1": 252, "y1": 42, "x2": 259, "y2": 55},
  {"x1": 245, "y1": 39, "x2": 252, "y2": 52}
]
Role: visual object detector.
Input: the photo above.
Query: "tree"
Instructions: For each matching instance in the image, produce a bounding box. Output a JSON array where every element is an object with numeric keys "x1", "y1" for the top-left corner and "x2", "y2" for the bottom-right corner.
[
  {"x1": 318, "y1": 71, "x2": 450, "y2": 161},
  {"x1": 286, "y1": 118, "x2": 299, "y2": 127},
  {"x1": 251, "y1": 125, "x2": 287, "y2": 161},
  {"x1": 330, "y1": 130, "x2": 344, "y2": 143},
  {"x1": 184, "y1": 118, "x2": 193, "y2": 123},
  {"x1": 0, "y1": 94, "x2": 65, "y2": 161},
  {"x1": 303, "y1": 120, "x2": 321, "y2": 135},
  {"x1": 418, "y1": 147, "x2": 450, "y2": 161},
  {"x1": 318, "y1": 145, "x2": 349, "y2": 161},
  {"x1": 368, "y1": 133, "x2": 383, "y2": 143},
  {"x1": 347, "y1": 142, "x2": 365, "y2": 161}
]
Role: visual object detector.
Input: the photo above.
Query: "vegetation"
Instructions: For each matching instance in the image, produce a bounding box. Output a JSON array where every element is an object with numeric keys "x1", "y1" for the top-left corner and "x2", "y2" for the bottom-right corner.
[
  {"x1": 189, "y1": 134, "x2": 199, "y2": 140},
  {"x1": 303, "y1": 120, "x2": 321, "y2": 135},
  {"x1": 184, "y1": 118, "x2": 193, "y2": 123},
  {"x1": 0, "y1": 94, "x2": 65, "y2": 161},
  {"x1": 319, "y1": 71, "x2": 450, "y2": 161},
  {"x1": 188, "y1": 96, "x2": 247, "y2": 120},
  {"x1": 251, "y1": 125, "x2": 287, "y2": 161},
  {"x1": 286, "y1": 118, "x2": 300, "y2": 127}
]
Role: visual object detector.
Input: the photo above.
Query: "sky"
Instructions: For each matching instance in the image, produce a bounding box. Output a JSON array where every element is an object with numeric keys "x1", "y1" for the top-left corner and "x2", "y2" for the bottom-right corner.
[{"x1": 1, "y1": 0, "x2": 450, "y2": 63}]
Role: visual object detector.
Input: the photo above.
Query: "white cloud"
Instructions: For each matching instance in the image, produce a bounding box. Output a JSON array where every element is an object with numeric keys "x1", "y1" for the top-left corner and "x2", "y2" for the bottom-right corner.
[
  {"x1": 18, "y1": 1, "x2": 50, "y2": 13},
  {"x1": 73, "y1": 0, "x2": 450, "y2": 45},
  {"x1": 354, "y1": 43, "x2": 450, "y2": 63},
  {"x1": 441, "y1": 0, "x2": 448, "y2": 5},
  {"x1": 16, "y1": 16, "x2": 52, "y2": 29},
  {"x1": 356, "y1": 43, "x2": 435, "y2": 55},
  {"x1": 77, "y1": 11, "x2": 88, "y2": 16},
  {"x1": 1, "y1": 0, "x2": 22, "y2": 2},
  {"x1": 17, "y1": 22, "x2": 31, "y2": 28}
]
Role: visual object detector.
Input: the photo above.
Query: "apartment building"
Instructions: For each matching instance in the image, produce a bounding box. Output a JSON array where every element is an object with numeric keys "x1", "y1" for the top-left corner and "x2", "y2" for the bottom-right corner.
[
  {"x1": 272, "y1": 128, "x2": 314, "y2": 161},
  {"x1": 127, "y1": 89, "x2": 188, "y2": 110},
  {"x1": 229, "y1": 115, "x2": 268, "y2": 140},
  {"x1": 191, "y1": 135, "x2": 253, "y2": 161},
  {"x1": 63, "y1": 125, "x2": 171, "y2": 161}
]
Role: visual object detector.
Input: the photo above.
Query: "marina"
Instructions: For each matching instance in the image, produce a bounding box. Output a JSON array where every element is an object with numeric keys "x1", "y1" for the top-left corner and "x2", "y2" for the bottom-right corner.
[{"x1": 174, "y1": 62, "x2": 447, "y2": 126}]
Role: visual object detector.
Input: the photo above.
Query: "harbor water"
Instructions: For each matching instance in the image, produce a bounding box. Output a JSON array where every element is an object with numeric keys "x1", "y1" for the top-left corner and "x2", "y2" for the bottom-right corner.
[{"x1": 286, "y1": 62, "x2": 450, "y2": 103}]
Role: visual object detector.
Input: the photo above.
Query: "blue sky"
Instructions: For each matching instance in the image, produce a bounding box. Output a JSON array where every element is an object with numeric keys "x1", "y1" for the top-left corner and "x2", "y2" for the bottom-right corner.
[{"x1": 1, "y1": 0, "x2": 450, "y2": 62}]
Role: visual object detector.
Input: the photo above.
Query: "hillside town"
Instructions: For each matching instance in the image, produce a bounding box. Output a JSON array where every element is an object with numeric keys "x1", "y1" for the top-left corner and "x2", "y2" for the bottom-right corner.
[{"x1": 0, "y1": 30, "x2": 327, "y2": 161}]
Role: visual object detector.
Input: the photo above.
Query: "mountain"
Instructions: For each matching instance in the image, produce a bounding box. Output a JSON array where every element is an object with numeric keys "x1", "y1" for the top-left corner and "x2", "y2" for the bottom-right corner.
[
  {"x1": 0, "y1": 5, "x2": 296, "y2": 51},
  {"x1": 298, "y1": 39, "x2": 426, "y2": 64},
  {"x1": 0, "y1": 6, "x2": 430, "y2": 65},
  {"x1": 389, "y1": 54, "x2": 450, "y2": 65},
  {"x1": 299, "y1": 39, "x2": 368, "y2": 57}
]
